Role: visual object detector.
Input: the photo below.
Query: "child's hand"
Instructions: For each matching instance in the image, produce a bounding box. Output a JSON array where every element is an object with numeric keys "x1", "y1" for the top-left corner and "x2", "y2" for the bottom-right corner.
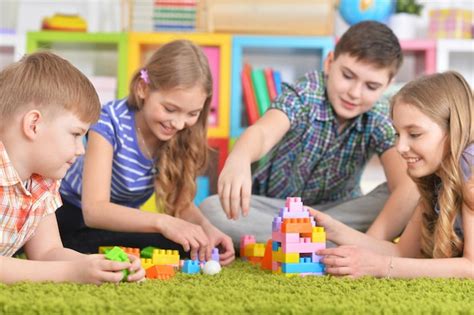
[
  {"x1": 158, "y1": 215, "x2": 209, "y2": 261},
  {"x1": 126, "y1": 254, "x2": 145, "y2": 282},
  {"x1": 73, "y1": 254, "x2": 133, "y2": 285},
  {"x1": 306, "y1": 206, "x2": 337, "y2": 240},
  {"x1": 317, "y1": 245, "x2": 389, "y2": 278},
  {"x1": 217, "y1": 155, "x2": 252, "y2": 220},
  {"x1": 202, "y1": 223, "x2": 235, "y2": 266},
  {"x1": 463, "y1": 171, "x2": 474, "y2": 211}
]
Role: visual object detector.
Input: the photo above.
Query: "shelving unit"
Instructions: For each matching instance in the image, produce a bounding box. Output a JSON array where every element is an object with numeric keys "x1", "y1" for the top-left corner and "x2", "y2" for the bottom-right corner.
[
  {"x1": 26, "y1": 31, "x2": 128, "y2": 99},
  {"x1": 0, "y1": 31, "x2": 23, "y2": 69},
  {"x1": 127, "y1": 32, "x2": 232, "y2": 138},
  {"x1": 230, "y1": 35, "x2": 334, "y2": 138},
  {"x1": 436, "y1": 39, "x2": 474, "y2": 86}
]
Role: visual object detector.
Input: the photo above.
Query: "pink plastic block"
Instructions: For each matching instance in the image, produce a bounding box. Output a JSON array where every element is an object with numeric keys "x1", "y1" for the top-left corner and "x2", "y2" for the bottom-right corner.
[
  {"x1": 279, "y1": 207, "x2": 309, "y2": 218},
  {"x1": 282, "y1": 241, "x2": 325, "y2": 253},
  {"x1": 240, "y1": 235, "x2": 256, "y2": 257},
  {"x1": 272, "y1": 231, "x2": 300, "y2": 244},
  {"x1": 285, "y1": 197, "x2": 303, "y2": 211}
]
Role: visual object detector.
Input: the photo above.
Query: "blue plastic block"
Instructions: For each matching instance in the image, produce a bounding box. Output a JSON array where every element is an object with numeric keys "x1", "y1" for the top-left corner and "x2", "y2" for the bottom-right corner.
[{"x1": 182, "y1": 260, "x2": 201, "y2": 274}]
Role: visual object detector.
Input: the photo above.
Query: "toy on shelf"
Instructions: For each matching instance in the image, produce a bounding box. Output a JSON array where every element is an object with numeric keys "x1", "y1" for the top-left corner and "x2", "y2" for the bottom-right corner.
[
  {"x1": 429, "y1": 9, "x2": 473, "y2": 39},
  {"x1": 42, "y1": 14, "x2": 87, "y2": 32}
]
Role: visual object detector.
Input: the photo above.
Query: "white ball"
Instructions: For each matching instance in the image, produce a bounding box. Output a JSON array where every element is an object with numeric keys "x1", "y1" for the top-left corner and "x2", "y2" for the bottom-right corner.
[{"x1": 202, "y1": 260, "x2": 221, "y2": 275}]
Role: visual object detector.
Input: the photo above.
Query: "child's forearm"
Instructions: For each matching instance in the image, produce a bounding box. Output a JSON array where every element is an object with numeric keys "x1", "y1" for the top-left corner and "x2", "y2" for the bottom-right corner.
[
  {"x1": 379, "y1": 256, "x2": 474, "y2": 279},
  {"x1": 178, "y1": 204, "x2": 210, "y2": 227},
  {"x1": 0, "y1": 256, "x2": 76, "y2": 284},
  {"x1": 332, "y1": 219, "x2": 399, "y2": 256},
  {"x1": 367, "y1": 183, "x2": 419, "y2": 241},
  {"x1": 231, "y1": 124, "x2": 270, "y2": 163}
]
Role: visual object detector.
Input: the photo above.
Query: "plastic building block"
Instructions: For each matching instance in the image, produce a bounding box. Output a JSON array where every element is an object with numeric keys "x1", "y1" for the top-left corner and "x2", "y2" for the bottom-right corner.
[
  {"x1": 311, "y1": 227, "x2": 326, "y2": 243},
  {"x1": 240, "y1": 235, "x2": 256, "y2": 258},
  {"x1": 141, "y1": 258, "x2": 154, "y2": 270},
  {"x1": 281, "y1": 261, "x2": 325, "y2": 274},
  {"x1": 140, "y1": 246, "x2": 157, "y2": 259},
  {"x1": 285, "y1": 197, "x2": 303, "y2": 211},
  {"x1": 182, "y1": 260, "x2": 201, "y2": 274},
  {"x1": 105, "y1": 246, "x2": 130, "y2": 281},
  {"x1": 152, "y1": 249, "x2": 180, "y2": 266},
  {"x1": 146, "y1": 265, "x2": 175, "y2": 280},
  {"x1": 281, "y1": 218, "x2": 312, "y2": 233},
  {"x1": 211, "y1": 247, "x2": 220, "y2": 262},
  {"x1": 244, "y1": 243, "x2": 265, "y2": 258},
  {"x1": 121, "y1": 247, "x2": 140, "y2": 258},
  {"x1": 261, "y1": 239, "x2": 273, "y2": 271},
  {"x1": 98, "y1": 246, "x2": 113, "y2": 254}
]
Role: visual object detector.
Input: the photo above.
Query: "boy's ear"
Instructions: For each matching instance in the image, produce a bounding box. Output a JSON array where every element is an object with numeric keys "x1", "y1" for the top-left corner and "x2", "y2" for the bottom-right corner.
[
  {"x1": 22, "y1": 109, "x2": 43, "y2": 140},
  {"x1": 323, "y1": 51, "x2": 334, "y2": 74}
]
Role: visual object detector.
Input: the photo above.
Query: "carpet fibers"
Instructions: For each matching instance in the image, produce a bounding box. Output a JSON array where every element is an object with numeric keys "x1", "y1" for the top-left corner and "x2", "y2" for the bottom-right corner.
[{"x1": 1, "y1": 260, "x2": 473, "y2": 314}]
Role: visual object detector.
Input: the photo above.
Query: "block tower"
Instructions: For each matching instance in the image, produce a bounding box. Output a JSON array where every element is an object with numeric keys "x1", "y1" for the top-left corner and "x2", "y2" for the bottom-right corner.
[{"x1": 271, "y1": 197, "x2": 326, "y2": 276}]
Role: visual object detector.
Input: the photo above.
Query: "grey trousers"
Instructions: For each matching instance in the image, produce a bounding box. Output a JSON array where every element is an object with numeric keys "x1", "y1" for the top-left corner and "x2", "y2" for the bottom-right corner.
[{"x1": 199, "y1": 183, "x2": 389, "y2": 248}]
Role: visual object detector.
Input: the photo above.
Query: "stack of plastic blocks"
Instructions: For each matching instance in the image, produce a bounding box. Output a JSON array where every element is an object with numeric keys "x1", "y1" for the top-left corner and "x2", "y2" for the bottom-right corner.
[{"x1": 271, "y1": 197, "x2": 326, "y2": 276}]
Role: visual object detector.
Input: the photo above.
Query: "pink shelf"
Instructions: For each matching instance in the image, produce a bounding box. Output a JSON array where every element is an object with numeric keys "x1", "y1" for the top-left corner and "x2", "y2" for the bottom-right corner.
[{"x1": 400, "y1": 39, "x2": 437, "y2": 75}]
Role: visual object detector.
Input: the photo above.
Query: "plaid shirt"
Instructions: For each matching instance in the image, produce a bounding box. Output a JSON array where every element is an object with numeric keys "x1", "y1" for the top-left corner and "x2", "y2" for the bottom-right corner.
[
  {"x1": 0, "y1": 141, "x2": 62, "y2": 257},
  {"x1": 252, "y1": 71, "x2": 395, "y2": 205}
]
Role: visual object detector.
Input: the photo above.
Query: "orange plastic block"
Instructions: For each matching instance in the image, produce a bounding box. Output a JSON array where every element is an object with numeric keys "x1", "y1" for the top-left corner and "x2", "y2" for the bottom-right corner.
[
  {"x1": 260, "y1": 239, "x2": 273, "y2": 271},
  {"x1": 121, "y1": 247, "x2": 140, "y2": 258},
  {"x1": 281, "y1": 218, "x2": 312, "y2": 233},
  {"x1": 146, "y1": 265, "x2": 175, "y2": 280}
]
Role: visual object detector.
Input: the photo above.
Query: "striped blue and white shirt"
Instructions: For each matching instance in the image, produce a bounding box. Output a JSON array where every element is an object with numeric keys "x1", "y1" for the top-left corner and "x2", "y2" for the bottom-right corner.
[{"x1": 60, "y1": 99, "x2": 155, "y2": 209}]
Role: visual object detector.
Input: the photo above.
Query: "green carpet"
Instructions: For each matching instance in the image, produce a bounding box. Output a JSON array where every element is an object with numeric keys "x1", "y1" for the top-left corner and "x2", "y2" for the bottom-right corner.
[{"x1": 1, "y1": 260, "x2": 473, "y2": 314}]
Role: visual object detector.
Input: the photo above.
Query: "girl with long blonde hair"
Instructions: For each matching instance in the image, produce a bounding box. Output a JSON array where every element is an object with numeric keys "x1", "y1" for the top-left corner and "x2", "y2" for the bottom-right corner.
[
  {"x1": 311, "y1": 71, "x2": 473, "y2": 278},
  {"x1": 56, "y1": 40, "x2": 234, "y2": 265}
]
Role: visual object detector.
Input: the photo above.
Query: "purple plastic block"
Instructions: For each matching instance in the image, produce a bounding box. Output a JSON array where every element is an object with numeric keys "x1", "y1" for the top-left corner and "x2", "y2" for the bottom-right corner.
[
  {"x1": 312, "y1": 252, "x2": 323, "y2": 263},
  {"x1": 211, "y1": 248, "x2": 219, "y2": 262},
  {"x1": 272, "y1": 217, "x2": 282, "y2": 232}
]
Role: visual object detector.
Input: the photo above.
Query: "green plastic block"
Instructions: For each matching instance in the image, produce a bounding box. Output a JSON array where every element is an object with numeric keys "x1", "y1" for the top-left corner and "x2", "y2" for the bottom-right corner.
[
  {"x1": 140, "y1": 246, "x2": 157, "y2": 259},
  {"x1": 105, "y1": 246, "x2": 130, "y2": 281}
]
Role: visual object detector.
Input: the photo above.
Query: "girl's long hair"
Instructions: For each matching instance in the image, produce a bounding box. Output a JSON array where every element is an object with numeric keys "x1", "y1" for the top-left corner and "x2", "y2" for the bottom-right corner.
[
  {"x1": 127, "y1": 40, "x2": 212, "y2": 215},
  {"x1": 391, "y1": 71, "x2": 473, "y2": 258}
]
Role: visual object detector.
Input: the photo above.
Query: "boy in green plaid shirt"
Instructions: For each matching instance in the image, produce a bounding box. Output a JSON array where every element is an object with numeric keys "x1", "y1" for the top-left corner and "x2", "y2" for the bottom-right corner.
[{"x1": 200, "y1": 21, "x2": 419, "y2": 246}]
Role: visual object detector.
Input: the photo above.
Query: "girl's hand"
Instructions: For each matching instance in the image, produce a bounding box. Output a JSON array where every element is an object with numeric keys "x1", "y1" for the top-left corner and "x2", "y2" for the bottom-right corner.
[
  {"x1": 158, "y1": 214, "x2": 209, "y2": 261},
  {"x1": 73, "y1": 254, "x2": 133, "y2": 284},
  {"x1": 317, "y1": 245, "x2": 389, "y2": 278},
  {"x1": 126, "y1": 254, "x2": 146, "y2": 282},
  {"x1": 462, "y1": 171, "x2": 474, "y2": 211},
  {"x1": 202, "y1": 223, "x2": 235, "y2": 266},
  {"x1": 217, "y1": 155, "x2": 252, "y2": 220},
  {"x1": 306, "y1": 207, "x2": 338, "y2": 241}
]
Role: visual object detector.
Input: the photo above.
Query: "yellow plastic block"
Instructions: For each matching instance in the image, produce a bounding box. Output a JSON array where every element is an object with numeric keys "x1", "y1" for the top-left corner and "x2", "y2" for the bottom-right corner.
[
  {"x1": 311, "y1": 226, "x2": 326, "y2": 243},
  {"x1": 273, "y1": 248, "x2": 299, "y2": 263},
  {"x1": 152, "y1": 249, "x2": 180, "y2": 266},
  {"x1": 244, "y1": 243, "x2": 265, "y2": 257},
  {"x1": 141, "y1": 258, "x2": 155, "y2": 270}
]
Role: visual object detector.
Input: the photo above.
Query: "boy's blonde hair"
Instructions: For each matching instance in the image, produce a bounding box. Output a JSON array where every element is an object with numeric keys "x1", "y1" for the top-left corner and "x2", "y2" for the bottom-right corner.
[
  {"x1": 391, "y1": 71, "x2": 473, "y2": 258},
  {"x1": 0, "y1": 51, "x2": 100, "y2": 124},
  {"x1": 127, "y1": 39, "x2": 212, "y2": 215}
]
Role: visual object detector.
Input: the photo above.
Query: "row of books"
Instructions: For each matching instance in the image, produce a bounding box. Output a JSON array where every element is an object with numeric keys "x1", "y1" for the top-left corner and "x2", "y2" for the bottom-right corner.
[
  {"x1": 132, "y1": 0, "x2": 198, "y2": 32},
  {"x1": 242, "y1": 63, "x2": 282, "y2": 125}
]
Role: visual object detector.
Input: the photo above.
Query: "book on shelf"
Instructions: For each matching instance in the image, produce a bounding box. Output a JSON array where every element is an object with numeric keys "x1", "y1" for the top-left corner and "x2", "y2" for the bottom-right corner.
[
  {"x1": 242, "y1": 63, "x2": 259, "y2": 125},
  {"x1": 251, "y1": 68, "x2": 271, "y2": 116},
  {"x1": 264, "y1": 68, "x2": 277, "y2": 102}
]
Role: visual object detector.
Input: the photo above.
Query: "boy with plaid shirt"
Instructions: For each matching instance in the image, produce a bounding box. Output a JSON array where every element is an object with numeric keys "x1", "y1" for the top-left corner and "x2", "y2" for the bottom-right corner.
[{"x1": 200, "y1": 21, "x2": 420, "y2": 246}]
